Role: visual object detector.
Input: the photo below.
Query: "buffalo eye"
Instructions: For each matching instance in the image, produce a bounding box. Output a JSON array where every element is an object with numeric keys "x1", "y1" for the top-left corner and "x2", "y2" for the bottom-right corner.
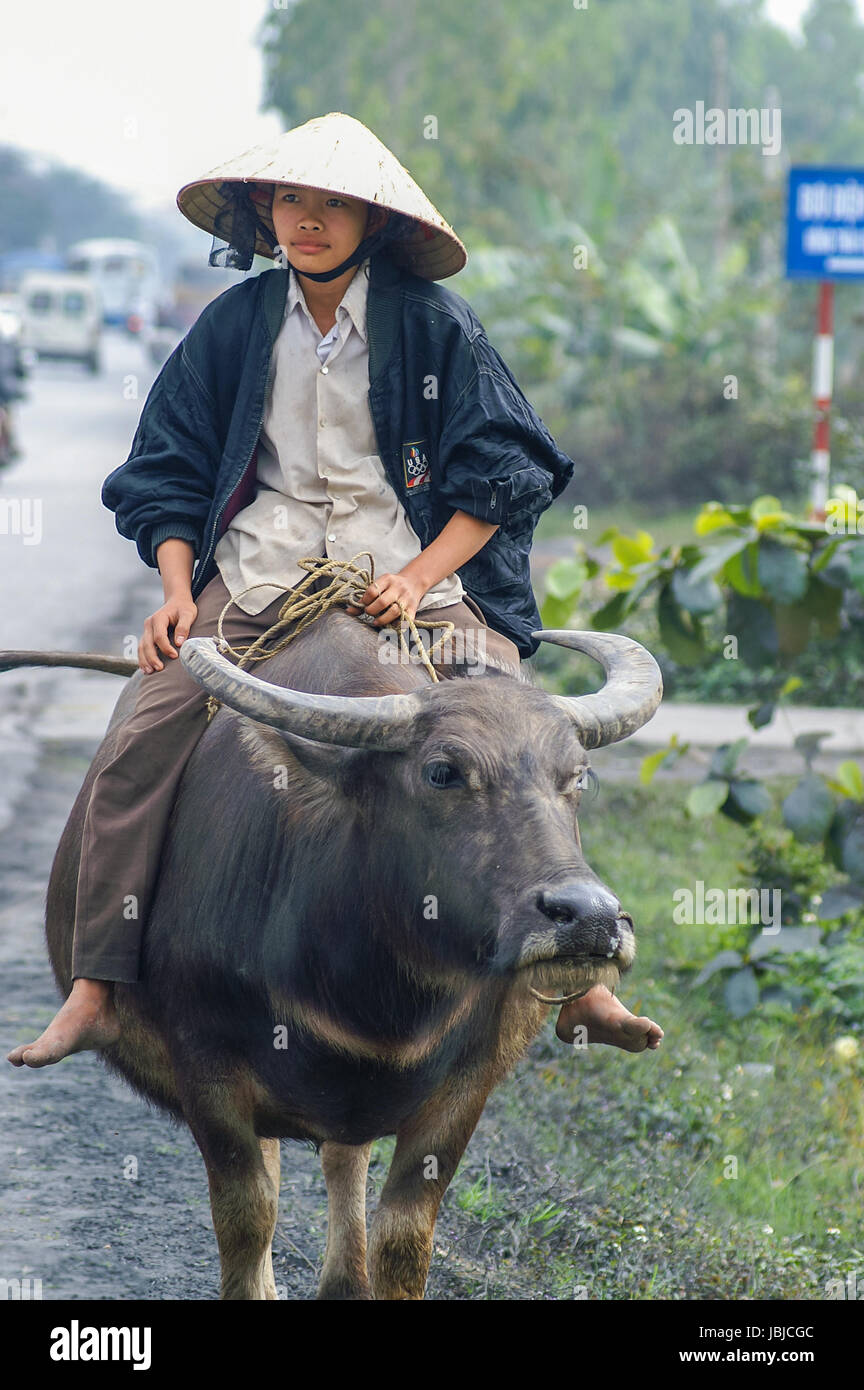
[
  {"x1": 423, "y1": 760, "x2": 464, "y2": 789},
  {"x1": 562, "y1": 767, "x2": 596, "y2": 798}
]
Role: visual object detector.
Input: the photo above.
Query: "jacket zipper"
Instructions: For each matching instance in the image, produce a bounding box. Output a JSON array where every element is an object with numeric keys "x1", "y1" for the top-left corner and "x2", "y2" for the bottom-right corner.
[
  {"x1": 198, "y1": 278, "x2": 283, "y2": 581},
  {"x1": 200, "y1": 415, "x2": 263, "y2": 574}
]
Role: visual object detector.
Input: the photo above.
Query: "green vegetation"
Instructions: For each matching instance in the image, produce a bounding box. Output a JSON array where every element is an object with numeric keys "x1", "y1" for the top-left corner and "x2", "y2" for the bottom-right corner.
[
  {"x1": 534, "y1": 501, "x2": 703, "y2": 551},
  {"x1": 536, "y1": 491, "x2": 864, "y2": 708},
  {"x1": 259, "y1": 0, "x2": 864, "y2": 510},
  {"x1": 388, "y1": 781, "x2": 864, "y2": 1301}
]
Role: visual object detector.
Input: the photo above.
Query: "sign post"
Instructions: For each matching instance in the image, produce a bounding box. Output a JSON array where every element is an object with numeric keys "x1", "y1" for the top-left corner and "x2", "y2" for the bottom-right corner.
[{"x1": 785, "y1": 166, "x2": 864, "y2": 515}]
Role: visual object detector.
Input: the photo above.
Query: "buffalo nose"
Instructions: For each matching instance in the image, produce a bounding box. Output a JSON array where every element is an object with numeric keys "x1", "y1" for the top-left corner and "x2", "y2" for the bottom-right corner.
[{"x1": 537, "y1": 884, "x2": 625, "y2": 955}]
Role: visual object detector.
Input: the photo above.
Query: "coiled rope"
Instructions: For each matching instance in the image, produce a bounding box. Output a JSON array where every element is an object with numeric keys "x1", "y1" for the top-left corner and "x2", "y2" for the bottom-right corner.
[{"x1": 204, "y1": 552, "x2": 455, "y2": 722}]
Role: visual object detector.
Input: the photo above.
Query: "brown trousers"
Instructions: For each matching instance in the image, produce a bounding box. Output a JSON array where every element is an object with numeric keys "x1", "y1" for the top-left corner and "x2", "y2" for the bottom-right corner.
[{"x1": 71, "y1": 572, "x2": 521, "y2": 982}]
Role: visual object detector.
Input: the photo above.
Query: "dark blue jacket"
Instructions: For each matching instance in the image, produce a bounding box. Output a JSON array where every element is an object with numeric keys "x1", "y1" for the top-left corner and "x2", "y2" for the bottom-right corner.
[{"x1": 102, "y1": 250, "x2": 574, "y2": 658}]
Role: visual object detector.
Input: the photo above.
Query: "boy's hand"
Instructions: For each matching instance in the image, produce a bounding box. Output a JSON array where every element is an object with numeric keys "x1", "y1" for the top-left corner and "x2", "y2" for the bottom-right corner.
[
  {"x1": 139, "y1": 594, "x2": 198, "y2": 672},
  {"x1": 345, "y1": 570, "x2": 426, "y2": 626}
]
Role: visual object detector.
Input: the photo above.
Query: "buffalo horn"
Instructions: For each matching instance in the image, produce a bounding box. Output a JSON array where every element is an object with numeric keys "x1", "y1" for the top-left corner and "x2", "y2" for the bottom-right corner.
[
  {"x1": 179, "y1": 636, "x2": 428, "y2": 750},
  {"x1": 531, "y1": 630, "x2": 662, "y2": 749}
]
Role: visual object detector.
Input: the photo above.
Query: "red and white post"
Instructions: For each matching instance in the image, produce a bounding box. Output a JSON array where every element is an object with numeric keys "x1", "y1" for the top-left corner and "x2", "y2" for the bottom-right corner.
[{"x1": 809, "y1": 280, "x2": 834, "y2": 518}]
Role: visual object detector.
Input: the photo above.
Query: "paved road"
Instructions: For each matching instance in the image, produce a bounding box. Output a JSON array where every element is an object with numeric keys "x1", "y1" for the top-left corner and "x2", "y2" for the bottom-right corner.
[
  {"x1": 0, "y1": 331, "x2": 162, "y2": 830},
  {"x1": 0, "y1": 331, "x2": 854, "y2": 1300}
]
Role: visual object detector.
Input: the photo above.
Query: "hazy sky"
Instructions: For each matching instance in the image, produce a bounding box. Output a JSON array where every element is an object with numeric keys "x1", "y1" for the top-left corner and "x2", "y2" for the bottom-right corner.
[
  {"x1": 0, "y1": 1, "x2": 283, "y2": 211},
  {"x1": 0, "y1": 0, "x2": 858, "y2": 216}
]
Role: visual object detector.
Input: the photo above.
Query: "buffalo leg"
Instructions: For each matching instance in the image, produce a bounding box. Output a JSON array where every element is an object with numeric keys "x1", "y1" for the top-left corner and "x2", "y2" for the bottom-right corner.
[
  {"x1": 260, "y1": 1137, "x2": 281, "y2": 1300},
  {"x1": 368, "y1": 1083, "x2": 491, "y2": 1300},
  {"x1": 190, "y1": 1114, "x2": 281, "y2": 1301},
  {"x1": 317, "y1": 1141, "x2": 373, "y2": 1300}
]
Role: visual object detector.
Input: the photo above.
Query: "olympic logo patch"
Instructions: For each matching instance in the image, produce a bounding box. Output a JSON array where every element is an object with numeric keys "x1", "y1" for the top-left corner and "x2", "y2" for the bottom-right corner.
[{"x1": 402, "y1": 440, "x2": 431, "y2": 490}]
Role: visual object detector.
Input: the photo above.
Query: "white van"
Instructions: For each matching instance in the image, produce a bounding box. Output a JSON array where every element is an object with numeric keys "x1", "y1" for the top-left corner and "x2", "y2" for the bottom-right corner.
[{"x1": 19, "y1": 272, "x2": 103, "y2": 373}]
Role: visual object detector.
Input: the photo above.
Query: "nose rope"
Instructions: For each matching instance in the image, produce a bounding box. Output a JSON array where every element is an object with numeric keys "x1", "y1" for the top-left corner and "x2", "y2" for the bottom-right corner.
[
  {"x1": 528, "y1": 985, "x2": 592, "y2": 1006},
  {"x1": 528, "y1": 910, "x2": 634, "y2": 1004},
  {"x1": 204, "y1": 552, "x2": 455, "y2": 722}
]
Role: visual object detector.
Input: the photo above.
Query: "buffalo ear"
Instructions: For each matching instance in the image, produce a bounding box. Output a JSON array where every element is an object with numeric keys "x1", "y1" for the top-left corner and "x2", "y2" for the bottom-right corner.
[{"x1": 278, "y1": 730, "x2": 367, "y2": 782}]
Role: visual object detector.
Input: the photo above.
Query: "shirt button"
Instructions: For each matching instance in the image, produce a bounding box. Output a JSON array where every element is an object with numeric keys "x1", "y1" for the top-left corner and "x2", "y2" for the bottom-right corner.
[
  {"x1": 320, "y1": 365, "x2": 329, "y2": 374},
  {"x1": 327, "y1": 533, "x2": 336, "y2": 542}
]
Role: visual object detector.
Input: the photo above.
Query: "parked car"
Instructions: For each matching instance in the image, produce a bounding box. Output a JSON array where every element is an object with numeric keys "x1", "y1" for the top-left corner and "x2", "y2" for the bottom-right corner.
[
  {"x1": 66, "y1": 238, "x2": 161, "y2": 329},
  {"x1": 0, "y1": 294, "x2": 30, "y2": 467},
  {"x1": 19, "y1": 271, "x2": 103, "y2": 373}
]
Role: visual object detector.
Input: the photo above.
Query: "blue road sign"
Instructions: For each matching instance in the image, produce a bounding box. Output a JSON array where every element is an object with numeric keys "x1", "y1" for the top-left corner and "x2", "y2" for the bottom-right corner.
[{"x1": 786, "y1": 166, "x2": 864, "y2": 280}]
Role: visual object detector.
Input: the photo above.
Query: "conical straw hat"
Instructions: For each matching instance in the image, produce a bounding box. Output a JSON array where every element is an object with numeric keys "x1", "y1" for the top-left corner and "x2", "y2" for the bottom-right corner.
[{"x1": 176, "y1": 111, "x2": 467, "y2": 281}]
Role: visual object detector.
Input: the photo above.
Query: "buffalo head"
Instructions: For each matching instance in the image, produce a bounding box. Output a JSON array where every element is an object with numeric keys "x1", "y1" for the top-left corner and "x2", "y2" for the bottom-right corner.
[{"x1": 178, "y1": 627, "x2": 661, "y2": 1009}]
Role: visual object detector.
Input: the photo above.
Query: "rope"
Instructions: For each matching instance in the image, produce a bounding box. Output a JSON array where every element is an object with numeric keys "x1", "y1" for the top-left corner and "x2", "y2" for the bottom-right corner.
[{"x1": 203, "y1": 552, "x2": 456, "y2": 722}]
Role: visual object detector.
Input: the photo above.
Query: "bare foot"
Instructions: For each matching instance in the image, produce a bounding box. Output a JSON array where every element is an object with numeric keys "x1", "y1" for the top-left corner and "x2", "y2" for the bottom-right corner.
[
  {"x1": 7, "y1": 979, "x2": 120, "y2": 1068},
  {"x1": 556, "y1": 983, "x2": 663, "y2": 1052}
]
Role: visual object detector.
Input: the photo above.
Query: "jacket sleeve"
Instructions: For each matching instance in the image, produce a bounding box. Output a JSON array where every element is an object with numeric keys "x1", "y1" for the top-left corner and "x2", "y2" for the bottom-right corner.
[
  {"x1": 101, "y1": 336, "x2": 223, "y2": 569},
  {"x1": 435, "y1": 330, "x2": 574, "y2": 535}
]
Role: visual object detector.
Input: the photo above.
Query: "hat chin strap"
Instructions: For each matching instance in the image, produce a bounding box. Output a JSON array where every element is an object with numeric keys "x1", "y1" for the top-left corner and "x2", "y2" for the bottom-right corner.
[
  {"x1": 210, "y1": 183, "x2": 412, "y2": 276},
  {"x1": 279, "y1": 223, "x2": 402, "y2": 282}
]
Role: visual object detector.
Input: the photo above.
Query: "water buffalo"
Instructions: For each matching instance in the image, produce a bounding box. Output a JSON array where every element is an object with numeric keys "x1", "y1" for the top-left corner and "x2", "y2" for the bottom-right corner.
[{"x1": 5, "y1": 611, "x2": 661, "y2": 1299}]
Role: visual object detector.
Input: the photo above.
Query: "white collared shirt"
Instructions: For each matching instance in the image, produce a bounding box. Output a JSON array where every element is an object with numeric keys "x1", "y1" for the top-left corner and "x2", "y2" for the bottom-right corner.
[{"x1": 214, "y1": 259, "x2": 465, "y2": 615}]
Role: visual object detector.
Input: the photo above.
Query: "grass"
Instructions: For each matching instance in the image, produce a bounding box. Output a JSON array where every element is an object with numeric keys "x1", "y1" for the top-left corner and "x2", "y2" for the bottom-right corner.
[{"x1": 412, "y1": 778, "x2": 864, "y2": 1301}]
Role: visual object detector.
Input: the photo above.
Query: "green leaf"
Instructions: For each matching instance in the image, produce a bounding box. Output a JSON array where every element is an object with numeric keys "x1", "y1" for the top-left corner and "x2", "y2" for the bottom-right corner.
[
  {"x1": 793, "y1": 731, "x2": 833, "y2": 763},
  {"x1": 757, "y1": 540, "x2": 809, "y2": 604},
  {"x1": 750, "y1": 927, "x2": 821, "y2": 959},
  {"x1": 671, "y1": 565, "x2": 723, "y2": 616},
  {"x1": 817, "y1": 545, "x2": 852, "y2": 589},
  {"x1": 754, "y1": 510, "x2": 793, "y2": 532},
  {"x1": 687, "y1": 779, "x2": 730, "y2": 817},
  {"x1": 760, "y1": 984, "x2": 809, "y2": 1009},
  {"x1": 724, "y1": 542, "x2": 762, "y2": 597},
  {"x1": 817, "y1": 885, "x2": 864, "y2": 920},
  {"x1": 590, "y1": 591, "x2": 628, "y2": 630},
  {"x1": 748, "y1": 702, "x2": 775, "y2": 730},
  {"x1": 840, "y1": 816, "x2": 864, "y2": 880},
  {"x1": 686, "y1": 534, "x2": 752, "y2": 585},
  {"x1": 827, "y1": 804, "x2": 860, "y2": 871},
  {"x1": 640, "y1": 734, "x2": 689, "y2": 785},
  {"x1": 545, "y1": 557, "x2": 588, "y2": 600},
  {"x1": 694, "y1": 502, "x2": 738, "y2": 536},
  {"x1": 726, "y1": 593, "x2": 778, "y2": 667},
  {"x1": 844, "y1": 540, "x2": 864, "y2": 596},
  {"x1": 776, "y1": 578, "x2": 843, "y2": 653},
  {"x1": 606, "y1": 569, "x2": 638, "y2": 591},
  {"x1": 826, "y1": 761, "x2": 864, "y2": 803},
  {"x1": 724, "y1": 779, "x2": 773, "y2": 823},
  {"x1": 749, "y1": 494, "x2": 785, "y2": 521},
  {"x1": 541, "y1": 593, "x2": 579, "y2": 629},
  {"x1": 724, "y1": 967, "x2": 760, "y2": 1017},
  {"x1": 692, "y1": 950, "x2": 744, "y2": 987},
  {"x1": 781, "y1": 775, "x2": 836, "y2": 844},
  {"x1": 640, "y1": 747, "x2": 672, "y2": 786},
  {"x1": 611, "y1": 530, "x2": 656, "y2": 567},
  {"x1": 709, "y1": 738, "x2": 749, "y2": 779},
  {"x1": 780, "y1": 675, "x2": 803, "y2": 697},
  {"x1": 810, "y1": 536, "x2": 844, "y2": 573},
  {"x1": 658, "y1": 583, "x2": 706, "y2": 665}
]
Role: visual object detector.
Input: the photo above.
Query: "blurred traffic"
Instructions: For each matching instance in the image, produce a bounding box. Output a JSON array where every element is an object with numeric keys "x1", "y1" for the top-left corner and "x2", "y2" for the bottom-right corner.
[{"x1": 0, "y1": 238, "x2": 244, "y2": 470}]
